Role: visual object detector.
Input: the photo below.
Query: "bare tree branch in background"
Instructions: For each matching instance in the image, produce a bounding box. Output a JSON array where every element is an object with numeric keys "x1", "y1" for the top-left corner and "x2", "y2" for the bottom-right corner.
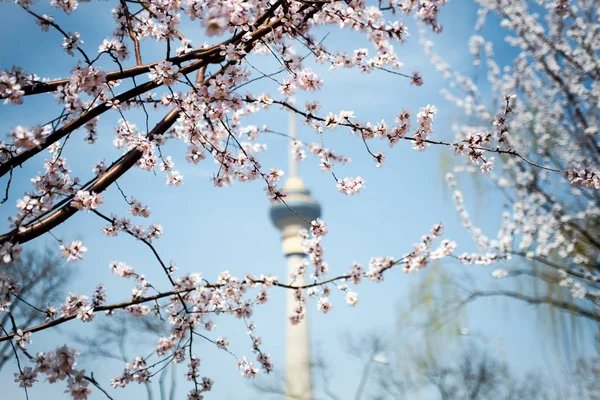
[
  {"x1": 74, "y1": 313, "x2": 177, "y2": 400},
  {"x1": 280, "y1": 331, "x2": 600, "y2": 400},
  {"x1": 0, "y1": 247, "x2": 72, "y2": 370}
]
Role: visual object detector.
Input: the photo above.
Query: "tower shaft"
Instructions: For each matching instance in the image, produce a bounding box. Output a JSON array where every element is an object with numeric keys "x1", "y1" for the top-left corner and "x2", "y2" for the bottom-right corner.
[{"x1": 285, "y1": 252, "x2": 312, "y2": 400}]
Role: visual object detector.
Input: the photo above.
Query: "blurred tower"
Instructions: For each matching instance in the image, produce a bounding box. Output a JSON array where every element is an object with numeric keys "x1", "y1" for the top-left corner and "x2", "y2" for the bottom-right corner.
[{"x1": 269, "y1": 110, "x2": 320, "y2": 400}]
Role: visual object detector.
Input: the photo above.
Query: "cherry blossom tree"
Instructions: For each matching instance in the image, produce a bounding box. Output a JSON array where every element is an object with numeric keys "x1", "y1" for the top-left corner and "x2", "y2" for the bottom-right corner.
[
  {"x1": 417, "y1": 0, "x2": 600, "y2": 331},
  {"x1": 0, "y1": 0, "x2": 598, "y2": 398}
]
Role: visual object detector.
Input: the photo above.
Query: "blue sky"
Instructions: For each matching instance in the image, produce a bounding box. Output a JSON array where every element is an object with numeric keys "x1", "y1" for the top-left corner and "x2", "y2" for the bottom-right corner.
[{"x1": 0, "y1": 1, "x2": 594, "y2": 399}]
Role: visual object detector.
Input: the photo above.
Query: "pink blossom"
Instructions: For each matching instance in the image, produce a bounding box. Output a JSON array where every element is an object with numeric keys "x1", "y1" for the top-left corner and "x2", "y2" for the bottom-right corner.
[
  {"x1": 59, "y1": 241, "x2": 87, "y2": 262},
  {"x1": 0, "y1": 242, "x2": 22, "y2": 264},
  {"x1": 310, "y1": 218, "x2": 327, "y2": 237},
  {"x1": 70, "y1": 191, "x2": 103, "y2": 211},
  {"x1": 336, "y1": 176, "x2": 365, "y2": 195},
  {"x1": 317, "y1": 297, "x2": 332, "y2": 313},
  {"x1": 148, "y1": 61, "x2": 180, "y2": 86},
  {"x1": 14, "y1": 367, "x2": 37, "y2": 388},
  {"x1": 62, "y1": 32, "x2": 83, "y2": 56},
  {"x1": 345, "y1": 291, "x2": 358, "y2": 307}
]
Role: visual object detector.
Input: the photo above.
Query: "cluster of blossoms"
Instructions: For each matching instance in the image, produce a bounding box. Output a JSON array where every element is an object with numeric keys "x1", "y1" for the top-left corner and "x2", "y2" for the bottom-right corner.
[
  {"x1": 236, "y1": 357, "x2": 259, "y2": 379},
  {"x1": 289, "y1": 288, "x2": 307, "y2": 325},
  {"x1": 69, "y1": 65, "x2": 107, "y2": 97},
  {"x1": 364, "y1": 256, "x2": 396, "y2": 283},
  {"x1": 161, "y1": 157, "x2": 184, "y2": 186},
  {"x1": 411, "y1": 105, "x2": 438, "y2": 151},
  {"x1": 101, "y1": 214, "x2": 164, "y2": 243},
  {"x1": 14, "y1": 345, "x2": 91, "y2": 399},
  {"x1": 10, "y1": 125, "x2": 50, "y2": 152},
  {"x1": 446, "y1": 173, "x2": 491, "y2": 251},
  {"x1": 565, "y1": 167, "x2": 600, "y2": 189},
  {"x1": 61, "y1": 292, "x2": 94, "y2": 321},
  {"x1": 70, "y1": 190, "x2": 103, "y2": 211},
  {"x1": 291, "y1": 140, "x2": 306, "y2": 161},
  {"x1": 336, "y1": 176, "x2": 365, "y2": 195},
  {"x1": 410, "y1": 71, "x2": 424, "y2": 86},
  {"x1": 109, "y1": 261, "x2": 138, "y2": 280},
  {"x1": 97, "y1": 38, "x2": 129, "y2": 60},
  {"x1": 451, "y1": 94, "x2": 517, "y2": 173},
  {"x1": 447, "y1": 172, "x2": 516, "y2": 265},
  {"x1": 383, "y1": 108, "x2": 411, "y2": 147},
  {"x1": 558, "y1": 269, "x2": 600, "y2": 300},
  {"x1": 61, "y1": 32, "x2": 83, "y2": 57},
  {"x1": 401, "y1": 223, "x2": 456, "y2": 273},
  {"x1": 0, "y1": 66, "x2": 30, "y2": 105},
  {"x1": 308, "y1": 0, "x2": 445, "y2": 74},
  {"x1": 148, "y1": 61, "x2": 181, "y2": 86},
  {"x1": 59, "y1": 240, "x2": 88, "y2": 262},
  {"x1": 279, "y1": 68, "x2": 323, "y2": 95},
  {"x1": 51, "y1": 0, "x2": 79, "y2": 14},
  {"x1": 128, "y1": 197, "x2": 151, "y2": 217},
  {"x1": 54, "y1": 68, "x2": 101, "y2": 114},
  {"x1": 453, "y1": 130, "x2": 495, "y2": 173},
  {"x1": 308, "y1": 142, "x2": 351, "y2": 172},
  {"x1": 300, "y1": 219, "x2": 328, "y2": 280},
  {"x1": 0, "y1": 242, "x2": 22, "y2": 265}
]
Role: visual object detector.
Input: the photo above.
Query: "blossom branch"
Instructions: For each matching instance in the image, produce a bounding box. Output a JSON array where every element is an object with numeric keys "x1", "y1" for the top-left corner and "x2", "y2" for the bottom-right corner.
[
  {"x1": 267, "y1": 99, "x2": 562, "y2": 173},
  {"x1": 0, "y1": 255, "x2": 406, "y2": 344},
  {"x1": 0, "y1": 107, "x2": 181, "y2": 245}
]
